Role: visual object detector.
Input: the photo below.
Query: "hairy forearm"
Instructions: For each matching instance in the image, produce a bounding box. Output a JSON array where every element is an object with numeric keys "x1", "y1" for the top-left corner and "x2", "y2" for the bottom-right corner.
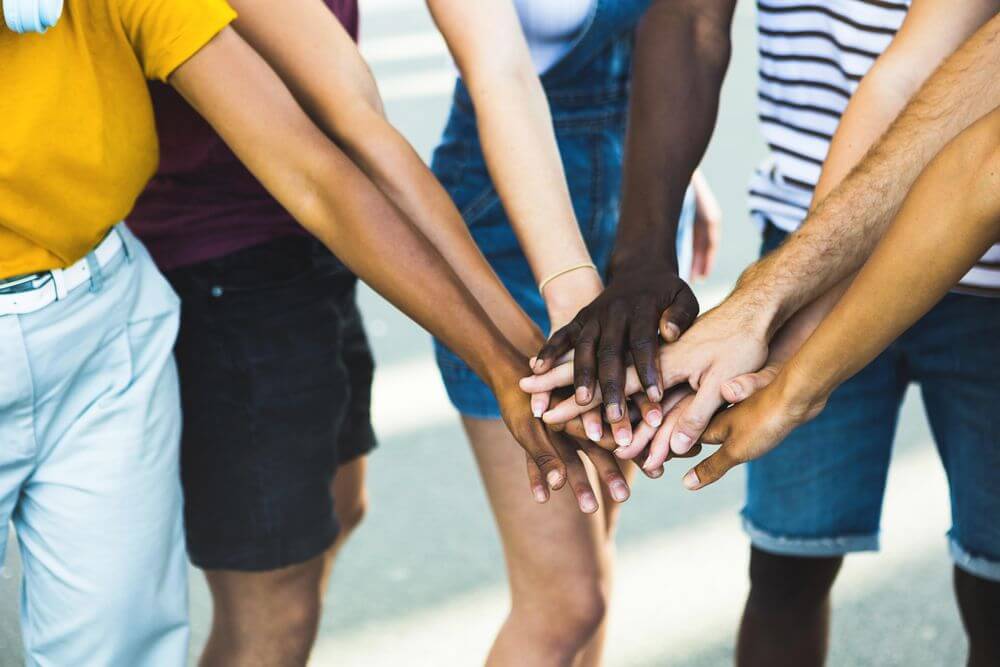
[
  {"x1": 734, "y1": 13, "x2": 1000, "y2": 335},
  {"x1": 611, "y1": 0, "x2": 734, "y2": 274},
  {"x1": 786, "y1": 107, "x2": 1000, "y2": 401}
]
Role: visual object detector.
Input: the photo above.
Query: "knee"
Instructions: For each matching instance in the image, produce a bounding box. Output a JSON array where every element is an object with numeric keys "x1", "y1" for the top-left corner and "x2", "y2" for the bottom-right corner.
[
  {"x1": 515, "y1": 581, "x2": 608, "y2": 651},
  {"x1": 336, "y1": 492, "x2": 368, "y2": 538},
  {"x1": 213, "y1": 587, "x2": 322, "y2": 660},
  {"x1": 746, "y1": 547, "x2": 842, "y2": 614}
]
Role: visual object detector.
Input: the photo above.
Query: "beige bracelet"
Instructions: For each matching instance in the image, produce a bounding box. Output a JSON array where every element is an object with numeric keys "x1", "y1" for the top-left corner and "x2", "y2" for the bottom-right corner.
[{"x1": 538, "y1": 262, "x2": 599, "y2": 296}]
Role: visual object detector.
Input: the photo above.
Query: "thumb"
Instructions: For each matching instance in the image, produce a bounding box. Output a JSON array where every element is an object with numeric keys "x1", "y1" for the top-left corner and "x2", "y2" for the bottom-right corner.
[
  {"x1": 721, "y1": 366, "x2": 779, "y2": 404},
  {"x1": 682, "y1": 449, "x2": 736, "y2": 491}
]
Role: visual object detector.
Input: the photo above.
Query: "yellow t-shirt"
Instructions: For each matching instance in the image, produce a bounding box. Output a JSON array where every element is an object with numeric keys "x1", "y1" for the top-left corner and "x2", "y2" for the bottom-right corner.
[{"x1": 0, "y1": 0, "x2": 236, "y2": 277}]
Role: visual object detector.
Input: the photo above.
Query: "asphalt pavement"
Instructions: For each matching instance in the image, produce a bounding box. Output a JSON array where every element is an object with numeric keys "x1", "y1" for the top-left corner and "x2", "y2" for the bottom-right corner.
[{"x1": 0, "y1": 1, "x2": 967, "y2": 665}]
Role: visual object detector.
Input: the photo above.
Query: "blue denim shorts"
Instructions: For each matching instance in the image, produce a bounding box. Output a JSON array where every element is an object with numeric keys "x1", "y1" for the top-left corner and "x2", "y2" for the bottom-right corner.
[{"x1": 743, "y1": 222, "x2": 1000, "y2": 582}]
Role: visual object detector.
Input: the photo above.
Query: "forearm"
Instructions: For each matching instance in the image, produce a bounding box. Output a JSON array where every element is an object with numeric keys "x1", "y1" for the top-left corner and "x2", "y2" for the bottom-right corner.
[
  {"x1": 785, "y1": 107, "x2": 1000, "y2": 401},
  {"x1": 229, "y1": 0, "x2": 541, "y2": 352},
  {"x1": 470, "y1": 69, "x2": 593, "y2": 286},
  {"x1": 171, "y1": 28, "x2": 524, "y2": 384},
  {"x1": 734, "y1": 12, "x2": 1000, "y2": 335},
  {"x1": 611, "y1": 0, "x2": 734, "y2": 274}
]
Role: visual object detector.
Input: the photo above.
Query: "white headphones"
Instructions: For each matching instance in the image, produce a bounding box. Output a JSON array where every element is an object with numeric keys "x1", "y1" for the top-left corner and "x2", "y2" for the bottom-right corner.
[{"x1": 3, "y1": 0, "x2": 63, "y2": 33}]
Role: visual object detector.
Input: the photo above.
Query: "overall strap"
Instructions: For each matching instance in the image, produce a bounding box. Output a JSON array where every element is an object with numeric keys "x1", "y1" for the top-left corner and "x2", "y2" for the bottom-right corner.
[{"x1": 540, "y1": 0, "x2": 651, "y2": 88}]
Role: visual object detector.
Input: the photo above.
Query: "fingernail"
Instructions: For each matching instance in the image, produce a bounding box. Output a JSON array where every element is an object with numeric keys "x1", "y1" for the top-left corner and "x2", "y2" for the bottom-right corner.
[
  {"x1": 610, "y1": 480, "x2": 629, "y2": 502},
  {"x1": 607, "y1": 404, "x2": 623, "y2": 422},
  {"x1": 683, "y1": 469, "x2": 700, "y2": 490},
  {"x1": 614, "y1": 427, "x2": 631, "y2": 447},
  {"x1": 532, "y1": 357, "x2": 544, "y2": 371},
  {"x1": 648, "y1": 467, "x2": 664, "y2": 478},
  {"x1": 546, "y1": 470, "x2": 563, "y2": 489},
  {"x1": 645, "y1": 409, "x2": 663, "y2": 428},
  {"x1": 725, "y1": 381, "x2": 744, "y2": 401},
  {"x1": 576, "y1": 387, "x2": 591, "y2": 404},
  {"x1": 665, "y1": 323, "x2": 681, "y2": 342},
  {"x1": 671, "y1": 432, "x2": 693, "y2": 454},
  {"x1": 533, "y1": 486, "x2": 548, "y2": 503},
  {"x1": 529, "y1": 356, "x2": 537, "y2": 368},
  {"x1": 581, "y1": 494, "x2": 599, "y2": 513},
  {"x1": 647, "y1": 386, "x2": 662, "y2": 403},
  {"x1": 586, "y1": 423, "x2": 603, "y2": 442},
  {"x1": 531, "y1": 400, "x2": 544, "y2": 419}
]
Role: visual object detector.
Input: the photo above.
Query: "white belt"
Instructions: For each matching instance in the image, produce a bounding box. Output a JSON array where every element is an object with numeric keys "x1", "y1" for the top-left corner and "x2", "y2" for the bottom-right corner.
[{"x1": 0, "y1": 228, "x2": 125, "y2": 316}]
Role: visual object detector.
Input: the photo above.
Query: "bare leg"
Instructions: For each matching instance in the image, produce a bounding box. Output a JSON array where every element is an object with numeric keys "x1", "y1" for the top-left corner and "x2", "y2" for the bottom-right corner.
[
  {"x1": 464, "y1": 417, "x2": 624, "y2": 667},
  {"x1": 954, "y1": 566, "x2": 1000, "y2": 667},
  {"x1": 737, "y1": 547, "x2": 842, "y2": 667},
  {"x1": 199, "y1": 457, "x2": 368, "y2": 667}
]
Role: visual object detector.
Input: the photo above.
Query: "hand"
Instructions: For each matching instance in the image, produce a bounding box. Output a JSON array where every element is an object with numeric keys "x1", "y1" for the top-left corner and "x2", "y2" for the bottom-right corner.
[
  {"x1": 490, "y1": 354, "x2": 570, "y2": 494},
  {"x1": 532, "y1": 263, "x2": 699, "y2": 440},
  {"x1": 691, "y1": 171, "x2": 721, "y2": 281},
  {"x1": 682, "y1": 370, "x2": 828, "y2": 490},
  {"x1": 524, "y1": 297, "x2": 770, "y2": 455},
  {"x1": 525, "y1": 430, "x2": 632, "y2": 512}
]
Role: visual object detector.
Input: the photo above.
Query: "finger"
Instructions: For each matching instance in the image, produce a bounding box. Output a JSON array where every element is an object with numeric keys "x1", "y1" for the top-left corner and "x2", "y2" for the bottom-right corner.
[
  {"x1": 700, "y1": 411, "x2": 732, "y2": 445},
  {"x1": 616, "y1": 417, "x2": 656, "y2": 460},
  {"x1": 561, "y1": 416, "x2": 617, "y2": 451},
  {"x1": 632, "y1": 392, "x2": 663, "y2": 429},
  {"x1": 658, "y1": 287, "x2": 700, "y2": 342},
  {"x1": 670, "y1": 379, "x2": 724, "y2": 454},
  {"x1": 683, "y1": 448, "x2": 737, "y2": 491},
  {"x1": 530, "y1": 390, "x2": 551, "y2": 419},
  {"x1": 543, "y1": 390, "x2": 602, "y2": 424},
  {"x1": 552, "y1": 435, "x2": 599, "y2": 513},
  {"x1": 721, "y1": 366, "x2": 779, "y2": 404},
  {"x1": 580, "y1": 442, "x2": 630, "y2": 503},
  {"x1": 632, "y1": 444, "x2": 663, "y2": 479},
  {"x1": 597, "y1": 305, "x2": 629, "y2": 425},
  {"x1": 533, "y1": 321, "x2": 580, "y2": 374},
  {"x1": 643, "y1": 400, "x2": 682, "y2": 472},
  {"x1": 572, "y1": 320, "x2": 601, "y2": 405},
  {"x1": 520, "y1": 362, "x2": 574, "y2": 394},
  {"x1": 628, "y1": 299, "x2": 664, "y2": 403},
  {"x1": 524, "y1": 420, "x2": 567, "y2": 491},
  {"x1": 525, "y1": 455, "x2": 549, "y2": 504},
  {"x1": 609, "y1": 411, "x2": 633, "y2": 449},
  {"x1": 581, "y1": 408, "x2": 605, "y2": 444}
]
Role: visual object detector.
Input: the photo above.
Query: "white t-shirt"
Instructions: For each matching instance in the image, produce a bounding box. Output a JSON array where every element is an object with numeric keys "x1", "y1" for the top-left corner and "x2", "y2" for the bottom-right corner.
[
  {"x1": 748, "y1": 0, "x2": 1000, "y2": 294},
  {"x1": 513, "y1": 0, "x2": 594, "y2": 74}
]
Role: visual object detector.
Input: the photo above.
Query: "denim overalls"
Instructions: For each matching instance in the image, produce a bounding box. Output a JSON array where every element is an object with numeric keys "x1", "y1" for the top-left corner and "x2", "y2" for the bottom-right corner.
[{"x1": 431, "y1": 0, "x2": 694, "y2": 419}]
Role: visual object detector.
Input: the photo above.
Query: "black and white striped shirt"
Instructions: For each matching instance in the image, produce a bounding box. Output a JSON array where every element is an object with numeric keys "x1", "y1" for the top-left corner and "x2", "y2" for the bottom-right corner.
[{"x1": 749, "y1": 0, "x2": 1000, "y2": 294}]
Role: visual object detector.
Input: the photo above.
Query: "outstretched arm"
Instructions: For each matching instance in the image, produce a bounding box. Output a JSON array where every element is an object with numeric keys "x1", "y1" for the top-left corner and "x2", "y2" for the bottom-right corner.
[
  {"x1": 734, "y1": 6, "x2": 1000, "y2": 336},
  {"x1": 688, "y1": 105, "x2": 1000, "y2": 489},
  {"x1": 228, "y1": 0, "x2": 541, "y2": 354},
  {"x1": 169, "y1": 26, "x2": 569, "y2": 489},
  {"x1": 719, "y1": 0, "x2": 998, "y2": 404},
  {"x1": 426, "y1": 0, "x2": 604, "y2": 330}
]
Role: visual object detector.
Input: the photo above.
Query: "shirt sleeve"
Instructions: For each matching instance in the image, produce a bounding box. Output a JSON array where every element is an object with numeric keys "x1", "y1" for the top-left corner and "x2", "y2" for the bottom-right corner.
[{"x1": 117, "y1": 0, "x2": 237, "y2": 82}]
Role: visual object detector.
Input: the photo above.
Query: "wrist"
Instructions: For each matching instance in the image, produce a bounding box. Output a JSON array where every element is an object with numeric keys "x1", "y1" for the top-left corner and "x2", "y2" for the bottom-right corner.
[
  {"x1": 725, "y1": 283, "x2": 783, "y2": 341},
  {"x1": 775, "y1": 359, "x2": 831, "y2": 420},
  {"x1": 542, "y1": 266, "x2": 603, "y2": 323}
]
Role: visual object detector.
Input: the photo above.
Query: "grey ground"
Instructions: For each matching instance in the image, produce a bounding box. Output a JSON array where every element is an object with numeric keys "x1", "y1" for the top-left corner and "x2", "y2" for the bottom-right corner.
[{"x1": 0, "y1": 2, "x2": 967, "y2": 665}]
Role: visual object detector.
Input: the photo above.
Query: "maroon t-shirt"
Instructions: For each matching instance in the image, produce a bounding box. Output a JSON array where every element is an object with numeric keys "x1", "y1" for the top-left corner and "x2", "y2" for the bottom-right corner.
[{"x1": 130, "y1": 0, "x2": 360, "y2": 271}]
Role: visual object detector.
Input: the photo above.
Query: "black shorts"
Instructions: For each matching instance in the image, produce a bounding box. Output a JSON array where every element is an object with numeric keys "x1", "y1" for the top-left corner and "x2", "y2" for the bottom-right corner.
[{"x1": 166, "y1": 236, "x2": 376, "y2": 571}]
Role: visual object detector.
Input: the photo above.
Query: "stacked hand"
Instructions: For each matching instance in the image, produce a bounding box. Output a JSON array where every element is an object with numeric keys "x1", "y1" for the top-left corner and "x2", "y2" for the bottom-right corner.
[{"x1": 520, "y1": 294, "x2": 819, "y2": 490}]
